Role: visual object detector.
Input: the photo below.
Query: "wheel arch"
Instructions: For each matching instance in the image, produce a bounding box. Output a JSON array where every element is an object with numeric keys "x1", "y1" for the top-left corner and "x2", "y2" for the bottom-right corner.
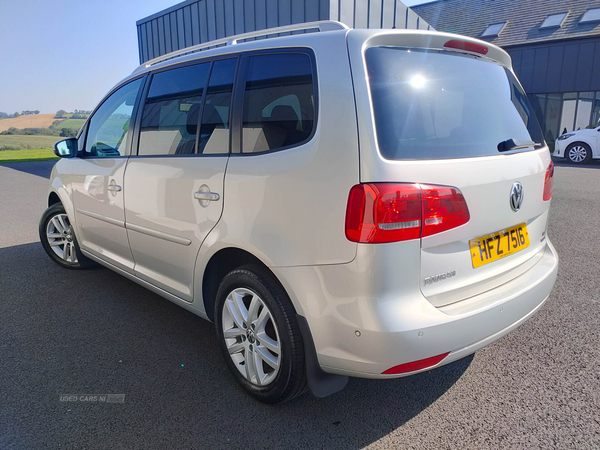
[
  {"x1": 201, "y1": 247, "x2": 291, "y2": 322},
  {"x1": 48, "y1": 191, "x2": 61, "y2": 207},
  {"x1": 47, "y1": 186, "x2": 76, "y2": 225}
]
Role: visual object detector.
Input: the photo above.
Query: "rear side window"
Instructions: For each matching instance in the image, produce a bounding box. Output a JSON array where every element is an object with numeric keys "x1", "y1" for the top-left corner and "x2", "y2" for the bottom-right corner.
[
  {"x1": 366, "y1": 47, "x2": 544, "y2": 160},
  {"x1": 241, "y1": 53, "x2": 315, "y2": 154},
  {"x1": 138, "y1": 63, "x2": 210, "y2": 156},
  {"x1": 198, "y1": 59, "x2": 236, "y2": 154}
]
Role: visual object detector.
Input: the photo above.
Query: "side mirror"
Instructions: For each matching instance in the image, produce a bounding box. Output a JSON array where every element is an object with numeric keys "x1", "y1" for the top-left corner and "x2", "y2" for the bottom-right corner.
[{"x1": 53, "y1": 138, "x2": 78, "y2": 158}]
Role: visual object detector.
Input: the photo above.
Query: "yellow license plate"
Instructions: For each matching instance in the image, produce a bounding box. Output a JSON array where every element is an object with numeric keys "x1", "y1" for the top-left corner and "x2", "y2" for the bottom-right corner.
[{"x1": 469, "y1": 223, "x2": 530, "y2": 269}]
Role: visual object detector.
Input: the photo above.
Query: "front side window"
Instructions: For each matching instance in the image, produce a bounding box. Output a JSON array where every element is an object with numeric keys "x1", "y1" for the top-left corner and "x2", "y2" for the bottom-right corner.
[
  {"x1": 241, "y1": 53, "x2": 315, "y2": 154},
  {"x1": 138, "y1": 63, "x2": 210, "y2": 156},
  {"x1": 85, "y1": 78, "x2": 143, "y2": 157},
  {"x1": 366, "y1": 47, "x2": 544, "y2": 160}
]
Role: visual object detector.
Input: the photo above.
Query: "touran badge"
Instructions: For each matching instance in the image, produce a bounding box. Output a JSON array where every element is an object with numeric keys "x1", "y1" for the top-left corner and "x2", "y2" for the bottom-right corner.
[{"x1": 510, "y1": 182, "x2": 524, "y2": 212}]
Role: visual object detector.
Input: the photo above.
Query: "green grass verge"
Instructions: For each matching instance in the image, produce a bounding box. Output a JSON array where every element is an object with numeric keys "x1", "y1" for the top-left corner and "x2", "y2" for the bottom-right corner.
[
  {"x1": 0, "y1": 148, "x2": 58, "y2": 163},
  {"x1": 0, "y1": 135, "x2": 61, "y2": 150},
  {"x1": 51, "y1": 118, "x2": 85, "y2": 130}
]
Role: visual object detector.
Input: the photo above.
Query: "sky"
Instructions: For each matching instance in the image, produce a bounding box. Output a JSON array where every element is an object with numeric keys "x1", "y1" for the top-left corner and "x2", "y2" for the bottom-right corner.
[{"x1": 0, "y1": 0, "x2": 431, "y2": 115}]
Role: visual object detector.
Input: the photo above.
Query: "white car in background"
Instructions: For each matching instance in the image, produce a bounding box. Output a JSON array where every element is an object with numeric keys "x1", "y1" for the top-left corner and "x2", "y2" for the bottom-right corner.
[{"x1": 555, "y1": 125, "x2": 600, "y2": 164}]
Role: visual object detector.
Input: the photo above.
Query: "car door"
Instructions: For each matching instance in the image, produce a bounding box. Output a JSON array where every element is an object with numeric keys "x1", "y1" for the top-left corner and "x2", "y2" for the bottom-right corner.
[
  {"x1": 71, "y1": 77, "x2": 145, "y2": 273},
  {"x1": 124, "y1": 58, "x2": 237, "y2": 302}
]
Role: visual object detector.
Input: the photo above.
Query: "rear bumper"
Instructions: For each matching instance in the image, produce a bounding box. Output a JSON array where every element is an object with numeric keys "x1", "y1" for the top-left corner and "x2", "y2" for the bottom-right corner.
[{"x1": 273, "y1": 240, "x2": 558, "y2": 378}]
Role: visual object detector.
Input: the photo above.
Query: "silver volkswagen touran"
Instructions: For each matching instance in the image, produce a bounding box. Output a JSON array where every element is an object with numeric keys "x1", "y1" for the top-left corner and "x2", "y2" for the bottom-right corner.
[{"x1": 40, "y1": 21, "x2": 558, "y2": 403}]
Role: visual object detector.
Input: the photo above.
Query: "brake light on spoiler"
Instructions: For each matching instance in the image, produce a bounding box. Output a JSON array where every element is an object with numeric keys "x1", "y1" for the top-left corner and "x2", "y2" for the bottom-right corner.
[
  {"x1": 345, "y1": 183, "x2": 470, "y2": 243},
  {"x1": 444, "y1": 39, "x2": 489, "y2": 55}
]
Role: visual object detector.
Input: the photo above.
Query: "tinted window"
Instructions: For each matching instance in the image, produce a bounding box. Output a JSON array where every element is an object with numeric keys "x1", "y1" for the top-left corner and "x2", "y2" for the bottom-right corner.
[
  {"x1": 242, "y1": 53, "x2": 315, "y2": 154},
  {"x1": 138, "y1": 63, "x2": 210, "y2": 156},
  {"x1": 198, "y1": 59, "x2": 236, "y2": 154},
  {"x1": 85, "y1": 78, "x2": 143, "y2": 157},
  {"x1": 366, "y1": 47, "x2": 544, "y2": 160}
]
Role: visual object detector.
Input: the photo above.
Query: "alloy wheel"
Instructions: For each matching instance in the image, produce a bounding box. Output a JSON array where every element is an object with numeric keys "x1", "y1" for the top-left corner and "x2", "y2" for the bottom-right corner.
[
  {"x1": 46, "y1": 213, "x2": 78, "y2": 263},
  {"x1": 221, "y1": 288, "x2": 281, "y2": 386},
  {"x1": 568, "y1": 145, "x2": 588, "y2": 163}
]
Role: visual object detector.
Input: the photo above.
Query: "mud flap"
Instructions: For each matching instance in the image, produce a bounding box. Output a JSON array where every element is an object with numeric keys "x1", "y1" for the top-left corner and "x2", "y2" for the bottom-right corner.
[{"x1": 296, "y1": 315, "x2": 349, "y2": 398}]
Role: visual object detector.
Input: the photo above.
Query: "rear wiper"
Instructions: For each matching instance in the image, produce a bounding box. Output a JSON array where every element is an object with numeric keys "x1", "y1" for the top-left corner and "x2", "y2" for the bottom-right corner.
[{"x1": 497, "y1": 138, "x2": 540, "y2": 152}]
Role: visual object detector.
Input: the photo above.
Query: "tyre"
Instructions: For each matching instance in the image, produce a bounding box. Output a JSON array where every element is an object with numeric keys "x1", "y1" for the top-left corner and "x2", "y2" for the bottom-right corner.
[
  {"x1": 214, "y1": 265, "x2": 307, "y2": 404},
  {"x1": 39, "y1": 203, "x2": 94, "y2": 269},
  {"x1": 566, "y1": 142, "x2": 592, "y2": 164}
]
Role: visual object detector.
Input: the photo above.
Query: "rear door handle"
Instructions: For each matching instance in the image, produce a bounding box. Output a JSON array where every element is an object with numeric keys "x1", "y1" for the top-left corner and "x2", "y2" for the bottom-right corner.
[
  {"x1": 194, "y1": 191, "x2": 220, "y2": 201},
  {"x1": 107, "y1": 183, "x2": 122, "y2": 192}
]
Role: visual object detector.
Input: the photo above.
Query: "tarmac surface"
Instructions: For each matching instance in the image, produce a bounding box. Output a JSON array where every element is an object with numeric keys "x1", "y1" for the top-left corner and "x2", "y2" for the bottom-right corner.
[{"x1": 0, "y1": 159, "x2": 598, "y2": 449}]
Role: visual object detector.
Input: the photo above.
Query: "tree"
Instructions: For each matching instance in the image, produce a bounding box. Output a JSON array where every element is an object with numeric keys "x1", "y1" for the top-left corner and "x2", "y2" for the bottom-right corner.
[
  {"x1": 56, "y1": 110, "x2": 67, "y2": 118},
  {"x1": 14, "y1": 112, "x2": 19, "y2": 118},
  {"x1": 60, "y1": 128, "x2": 77, "y2": 137}
]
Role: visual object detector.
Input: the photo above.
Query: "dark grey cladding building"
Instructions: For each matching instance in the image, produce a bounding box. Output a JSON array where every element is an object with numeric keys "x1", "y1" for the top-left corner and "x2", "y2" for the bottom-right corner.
[
  {"x1": 136, "y1": 0, "x2": 432, "y2": 64},
  {"x1": 412, "y1": 0, "x2": 600, "y2": 145}
]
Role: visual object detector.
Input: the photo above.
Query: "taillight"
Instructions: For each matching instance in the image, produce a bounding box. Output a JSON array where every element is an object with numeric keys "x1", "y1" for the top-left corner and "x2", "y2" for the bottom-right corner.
[
  {"x1": 543, "y1": 161, "x2": 554, "y2": 201},
  {"x1": 444, "y1": 39, "x2": 488, "y2": 55},
  {"x1": 421, "y1": 185, "x2": 471, "y2": 237},
  {"x1": 345, "y1": 183, "x2": 470, "y2": 243}
]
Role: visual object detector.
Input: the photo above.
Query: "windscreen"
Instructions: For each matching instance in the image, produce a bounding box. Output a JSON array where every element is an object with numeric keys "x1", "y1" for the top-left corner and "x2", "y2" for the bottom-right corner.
[{"x1": 366, "y1": 47, "x2": 544, "y2": 160}]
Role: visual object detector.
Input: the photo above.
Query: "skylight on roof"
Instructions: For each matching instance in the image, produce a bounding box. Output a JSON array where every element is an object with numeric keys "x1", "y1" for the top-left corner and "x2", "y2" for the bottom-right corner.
[
  {"x1": 482, "y1": 22, "x2": 506, "y2": 37},
  {"x1": 541, "y1": 12, "x2": 567, "y2": 29},
  {"x1": 580, "y1": 8, "x2": 600, "y2": 23}
]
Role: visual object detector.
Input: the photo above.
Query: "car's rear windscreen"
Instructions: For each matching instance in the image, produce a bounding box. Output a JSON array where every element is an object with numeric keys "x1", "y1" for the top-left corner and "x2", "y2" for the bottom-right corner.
[{"x1": 366, "y1": 47, "x2": 544, "y2": 160}]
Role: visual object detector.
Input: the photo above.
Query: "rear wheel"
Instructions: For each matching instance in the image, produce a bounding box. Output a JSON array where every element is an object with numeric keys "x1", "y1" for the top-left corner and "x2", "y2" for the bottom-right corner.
[
  {"x1": 214, "y1": 265, "x2": 307, "y2": 404},
  {"x1": 566, "y1": 142, "x2": 592, "y2": 164},
  {"x1": 39, "y1": 203, "x2": 94, "y2": 269}
]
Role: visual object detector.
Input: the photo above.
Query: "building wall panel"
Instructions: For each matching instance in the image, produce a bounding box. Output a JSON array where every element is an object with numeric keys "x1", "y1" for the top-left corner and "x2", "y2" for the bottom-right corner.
[
  {"x1": 137, "y1": 0, "x2": 431, "y2": 63},
  {"x1": 592, "y1": 43, "x2": 600, "y2": 92},
  {"x1": 531, "y1": 47, "x2": 549, "y2": 93},
  {"x1": 519, "y1": 48, "x2": 535, "y2": 93},
  {"x1": 394, "y1": 2, "x2": 407, "y2": 29},
  {"x1": 506, "y1": 38, "x2": 600, "y2": 95},
  {"x1": 382, "y1": 0, "x2": 395, "y2": 29},
  {"x1": 191, "y1": 3, "x2": 201, "y2": 45},
  {"x1": 575, "y1": 42, "x2": 595, "y2": 92},
  {"x1": 560, "y1": 44, "x2": 579, "y2": 93}
]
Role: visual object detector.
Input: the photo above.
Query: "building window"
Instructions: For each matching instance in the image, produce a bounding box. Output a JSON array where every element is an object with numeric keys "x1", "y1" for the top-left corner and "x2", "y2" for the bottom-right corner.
[
  {"x1": 544, "y1": 93, "x2": 562, "y2": 144},
  {"x1": 580, "y1": 8, "x2": 600, "y2": 23},
  {"x1": 574, "y1": 93, "x2": 594, "y2": 132},
  {"x1": 481, "y1": 22, "x2": 507, "y2": 37},
  {"x1": 559, "y1": 93, "x2": 577, "y2": 135},
  {"x1": 592, "y1": 93, "x2": 600, "y2": 127},
  {"x1": 540, "y1": 13, "x2": 568, "y2": 29}
]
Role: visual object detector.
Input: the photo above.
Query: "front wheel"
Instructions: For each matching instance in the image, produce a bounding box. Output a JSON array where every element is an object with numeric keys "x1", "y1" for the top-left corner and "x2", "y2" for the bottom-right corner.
[
  {"x1": 214, "y1": 265, "x2": 307, "y2": 404},
  {"x1": 566, "y1": 142, "x2": 592, "y2": 164},
  {"x1": 39, "y1": 203, "x2": 94, "y2": 269}
]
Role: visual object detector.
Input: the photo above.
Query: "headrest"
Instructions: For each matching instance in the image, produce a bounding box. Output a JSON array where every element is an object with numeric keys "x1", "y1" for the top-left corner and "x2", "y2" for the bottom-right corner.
[{"x1": 269, "y1": 105, "x2": 299, "y2": 129}]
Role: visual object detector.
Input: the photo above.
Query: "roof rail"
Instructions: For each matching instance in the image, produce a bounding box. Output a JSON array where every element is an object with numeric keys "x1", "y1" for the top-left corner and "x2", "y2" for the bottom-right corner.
[{"x1": 133, "y1": 20, "x2": 349, "y2": 73}]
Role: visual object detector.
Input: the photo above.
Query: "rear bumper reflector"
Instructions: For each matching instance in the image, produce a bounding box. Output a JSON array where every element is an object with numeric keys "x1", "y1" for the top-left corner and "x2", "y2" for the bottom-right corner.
[{"x1": 382, "y1": 352, "x2": 450, "y2": 375}]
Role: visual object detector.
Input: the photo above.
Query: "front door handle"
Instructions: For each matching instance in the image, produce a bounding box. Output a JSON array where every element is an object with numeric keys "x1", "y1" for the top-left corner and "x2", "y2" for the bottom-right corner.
[
  {"x1": 107, "y1": 179, "x2": 122, "y2": 195},
  {"x1": 194, "y1": 191, "x2": 220, "y2": 201}
]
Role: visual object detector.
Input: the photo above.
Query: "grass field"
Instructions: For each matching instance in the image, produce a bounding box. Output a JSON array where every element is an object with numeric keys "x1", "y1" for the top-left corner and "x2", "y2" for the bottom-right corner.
[
  {"x1": 0, "y1": 135, "x2": 60, "y2": 150},
  {"x1": 0, "y1": 114, "x2": 62, "y2": 132},
  {"x1": 51, "y1": 118, "x2": 85, "y2": 131},
  {"x1": 0, "y1": 148, "x2": 58, "y2": 163}
]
